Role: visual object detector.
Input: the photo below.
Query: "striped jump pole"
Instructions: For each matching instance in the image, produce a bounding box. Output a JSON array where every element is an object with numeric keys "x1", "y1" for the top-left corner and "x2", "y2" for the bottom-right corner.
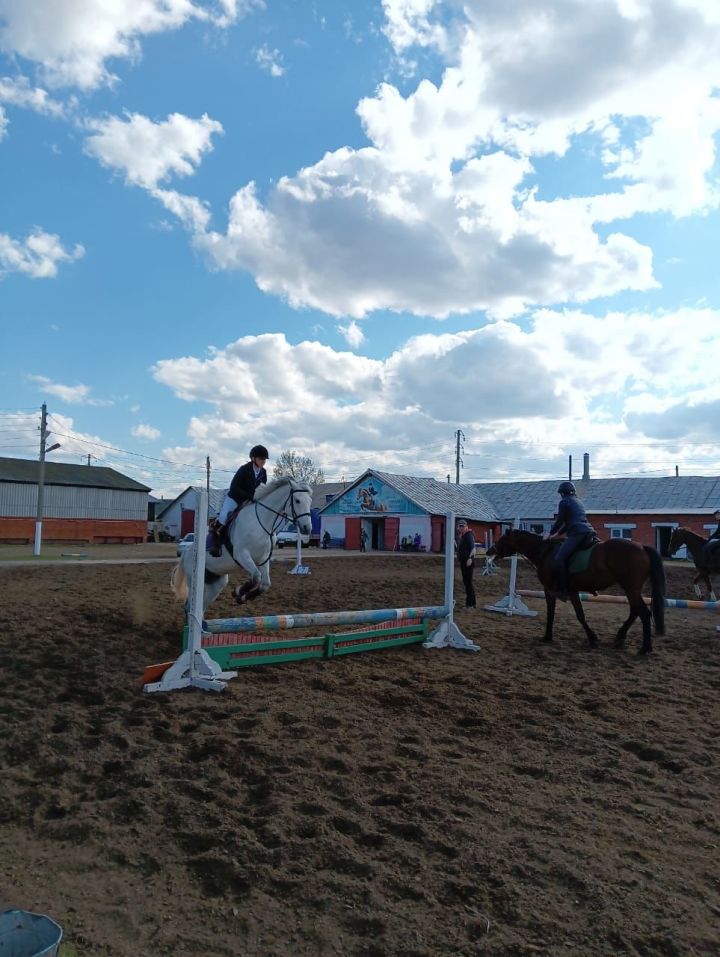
[
  {"x1": 517, "y1": 589, "x2": 720, "y2": 620},
  {"x1": 145, "y1": 507, "x2": 479, "y2": 694}
]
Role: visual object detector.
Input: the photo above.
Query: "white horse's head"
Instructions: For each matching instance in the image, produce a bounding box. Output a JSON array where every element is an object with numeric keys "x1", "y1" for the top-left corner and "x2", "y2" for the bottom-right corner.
[{"x1": 255, "y1": 476, "x2": 313, "y2": 536}]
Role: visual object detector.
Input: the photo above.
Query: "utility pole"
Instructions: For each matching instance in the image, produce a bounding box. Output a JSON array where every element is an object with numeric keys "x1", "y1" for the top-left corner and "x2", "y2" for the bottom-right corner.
[
  {"x1": 33, "y1": 404, "x2": 61, "y2": 556},
  {"x1": 206, "y1": 456, "x2": 211, "y2": 494},
  {"x1": 34, "y1": 404, "x2": 48, "y2": 557},
  {"x1": 454, "y1": 429, "x2": 465, "y2": 484}
]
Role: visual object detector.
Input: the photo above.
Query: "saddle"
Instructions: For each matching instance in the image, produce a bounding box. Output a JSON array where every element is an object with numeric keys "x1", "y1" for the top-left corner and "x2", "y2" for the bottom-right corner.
[
  {"x1": 207, "y1": 505, "x2": 242, "y2": 557},
  {"x1": 567, "y1": 533, "x2": 601, "y2": 574}
]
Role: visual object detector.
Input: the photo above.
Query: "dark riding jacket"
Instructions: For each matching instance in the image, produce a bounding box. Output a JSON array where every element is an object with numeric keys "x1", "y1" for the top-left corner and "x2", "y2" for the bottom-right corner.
[
  {"x1": 708, "y1": 522, "x2": 720, "y2": 542},
  {"x1": 229, "y1": 461, "x2": 267, "y2": 507},
  {"x1": 550, "y1": 496, "x2": 595, "y2": 537},
  {"x1": 457, "y1": 529, "x2": 476, "y2": 563}
]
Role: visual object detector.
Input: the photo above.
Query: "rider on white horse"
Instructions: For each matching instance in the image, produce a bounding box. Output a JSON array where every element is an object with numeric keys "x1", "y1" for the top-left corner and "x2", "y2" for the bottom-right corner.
[{"x1": 209, "y1": 444, "x2": 268, "y2": 556}]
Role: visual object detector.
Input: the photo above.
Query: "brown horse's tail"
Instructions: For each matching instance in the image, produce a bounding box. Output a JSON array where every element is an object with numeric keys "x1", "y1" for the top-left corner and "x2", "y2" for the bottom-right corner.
[{"x1": 644, "y1": 546, "x2": 666, "y2": 636}]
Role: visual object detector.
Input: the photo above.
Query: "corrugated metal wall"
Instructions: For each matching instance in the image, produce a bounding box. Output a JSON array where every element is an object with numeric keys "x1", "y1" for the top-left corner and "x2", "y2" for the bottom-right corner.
[{"x1": 0, "y1": 482, "x2": 147, "y2": 520}]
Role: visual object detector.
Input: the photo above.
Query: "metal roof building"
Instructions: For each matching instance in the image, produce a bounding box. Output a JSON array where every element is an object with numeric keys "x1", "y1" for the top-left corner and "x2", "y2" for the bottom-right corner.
[
  {"x1": 319, "y1": 467, "x2": 720, "y2": 554},
  {"x1": 0, "y1": 456, "x2": 150, "y2": 544}
]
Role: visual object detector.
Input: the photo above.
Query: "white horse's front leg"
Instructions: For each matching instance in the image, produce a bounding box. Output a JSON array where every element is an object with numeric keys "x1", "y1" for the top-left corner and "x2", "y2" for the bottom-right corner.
[{"x1": 232, "y1": 547, "x2": 263, "y2": 604}]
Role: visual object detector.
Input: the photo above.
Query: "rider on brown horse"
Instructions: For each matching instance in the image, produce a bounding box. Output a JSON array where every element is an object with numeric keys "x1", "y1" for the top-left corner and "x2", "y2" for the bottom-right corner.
[{"x1": 544, "y1": 481, "x2": 597, "y2": 600}]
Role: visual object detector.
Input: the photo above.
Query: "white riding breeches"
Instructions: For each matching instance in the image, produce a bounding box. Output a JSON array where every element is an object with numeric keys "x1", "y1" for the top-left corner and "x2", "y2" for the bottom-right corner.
[{"x1": 218, "y1": 493, "x2": 238, "y2": 524}]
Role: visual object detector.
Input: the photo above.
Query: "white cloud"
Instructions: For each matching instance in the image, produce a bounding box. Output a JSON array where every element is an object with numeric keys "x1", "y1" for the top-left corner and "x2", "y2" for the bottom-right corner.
[
  {"x1": 0, "y1": 0, "x2": 259, "y2": 90},
  {"x1": 132, "y1": 423, "x2": 161, "y2": 440},
  {"x1": 0, "y1": 75, "x2": 66, "y2": 115},
  {"x1": 156, "y1": 149, "x2": 656, "y2": 319},
  {"x1": 338, "y1": 320, "x2": 365, "y2": 348},
  {"x1": 151, "y1": 308, "x2": 720, "y2": 479},
  {"x1": 0, "y1": 228, "x2": 84, "y2": 278},
  {"x1": 28, "y1": 375, "x2": 112, "y2": 406},
  {"x1": 85, "y1": 112, "x2": 223, "y2": 189},
  {"x1": 254, "y1": 44, "x2": 285, "y2": 77},
  {"x1": 147, "y1": 1, "x2": 720, "y2": 320}
]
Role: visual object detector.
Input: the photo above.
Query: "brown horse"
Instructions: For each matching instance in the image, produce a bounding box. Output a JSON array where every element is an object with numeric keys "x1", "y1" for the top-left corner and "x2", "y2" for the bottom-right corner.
[
  {"x1": 487, "y1": 530, "x2": 665, "y2": 654},
  {"x1": 668, "y1": 527, "x2": 719, "y2": 600}
]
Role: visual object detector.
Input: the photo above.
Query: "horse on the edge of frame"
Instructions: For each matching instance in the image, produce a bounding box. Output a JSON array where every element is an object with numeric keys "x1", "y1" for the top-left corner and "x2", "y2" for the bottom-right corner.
[
  {"x1": 170, "y1": 476, "x2": 313, "y2": 613},
  {"x1": 668, "y1": 527, "x2": 720, "y2": 601},
  {"x1": 487, "y1": 530, "x2": 666, "y2": 654}
]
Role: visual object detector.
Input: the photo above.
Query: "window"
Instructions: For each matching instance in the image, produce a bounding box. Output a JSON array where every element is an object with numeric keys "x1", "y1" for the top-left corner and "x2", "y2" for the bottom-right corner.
[
  {"x1": 604, "y1": 523, "x2": 635, "y2": 540},
  {"x1": 530, "y1": 523, "x2": 545, "y2": 535}
]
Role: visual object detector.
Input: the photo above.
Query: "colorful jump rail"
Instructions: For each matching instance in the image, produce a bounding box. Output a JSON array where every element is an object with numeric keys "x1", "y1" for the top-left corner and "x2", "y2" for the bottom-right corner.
[
  {"x1": 144, "y1": 490, "x2": 479, "y2": 694},
  {"x1": 517, "y1": 589, "x2": 720, "y2": 610},
  {"x1": 186, "y1": 609, "x2": 445, "y2": 670}
]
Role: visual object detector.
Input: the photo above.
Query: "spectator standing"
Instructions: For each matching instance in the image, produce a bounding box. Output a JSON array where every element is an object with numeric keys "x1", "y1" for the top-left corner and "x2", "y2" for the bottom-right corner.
[
  {"x1": 360, "y1": 527, "x2": 368, "y2": 552},
  {"x1": 456, "y1": 519, "x2": 476, "y2": 608}
]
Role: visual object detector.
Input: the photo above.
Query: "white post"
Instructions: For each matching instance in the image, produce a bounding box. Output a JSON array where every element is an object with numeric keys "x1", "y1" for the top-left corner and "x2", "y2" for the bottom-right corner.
[
  {"x1": 144, "y1": 489, "x2": 238, "y2": 693},
  {"x1": 288, "y1": 529, "x2": 310, "y2": 575},
  {"x1": 424, "y1": 512, "x2": 480, "y2": 651},
  {"x1": 483, "y1": 515, "x2": 537, "y2": 617}
]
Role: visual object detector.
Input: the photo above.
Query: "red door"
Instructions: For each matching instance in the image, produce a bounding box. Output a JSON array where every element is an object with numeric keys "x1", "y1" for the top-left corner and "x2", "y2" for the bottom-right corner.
[
  {"x1": 431, "y1": 515, "x2": 445, "y2": 553},
  {"x1": 384, "y1": 517, "x2": 400, "y2": 551},
  {"x1": 345, "y1": 517, "x2": 361, "y2": 550},
  {"x1": 181, "y1": 509, "x2": 195, "y2": 536}
]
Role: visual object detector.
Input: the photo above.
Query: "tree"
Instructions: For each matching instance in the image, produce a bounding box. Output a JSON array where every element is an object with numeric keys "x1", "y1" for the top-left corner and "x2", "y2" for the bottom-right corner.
[{"x1": 273, "y1": 450, "x2": 325, "y2": 487}]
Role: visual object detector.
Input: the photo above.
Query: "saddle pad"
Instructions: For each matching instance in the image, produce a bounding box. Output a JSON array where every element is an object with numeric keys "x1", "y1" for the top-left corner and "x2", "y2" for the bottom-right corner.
[{"x1": 568, "y1": 544, "x2": 596, "y2": 574}]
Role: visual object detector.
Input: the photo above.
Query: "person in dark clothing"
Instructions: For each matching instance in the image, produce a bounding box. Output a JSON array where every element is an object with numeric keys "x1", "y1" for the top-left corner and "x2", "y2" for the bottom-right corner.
[
  {"x1": 544, "y1": 480, "x2": 596, "y2": 600},
  {"x1": 456, "y1": 519, "x2": 476, "y2": 608},
  {"x1": 360, "y1": 528, "x2": 368, "y2": 552},
  {"x1": 703, "y1": 509, "x2": 720, "y2": 565},
  {"x1": 209, "y1": 444, "x2": 268, "y2": 556},
  {"x1": 322, "y1": 530, "x2": 331, "y2": 549}
]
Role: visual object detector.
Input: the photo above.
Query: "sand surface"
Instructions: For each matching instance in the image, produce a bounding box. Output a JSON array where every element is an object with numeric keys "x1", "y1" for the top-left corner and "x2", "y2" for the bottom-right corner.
[{"x1": 1, "y1": 555, "x2": 718, "y2": 956}]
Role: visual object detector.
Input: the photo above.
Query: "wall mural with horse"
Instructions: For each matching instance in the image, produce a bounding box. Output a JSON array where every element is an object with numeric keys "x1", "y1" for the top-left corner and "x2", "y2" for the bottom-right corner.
[{"x1": 324, "y1": 477, "x2": 424, "y2": 515}]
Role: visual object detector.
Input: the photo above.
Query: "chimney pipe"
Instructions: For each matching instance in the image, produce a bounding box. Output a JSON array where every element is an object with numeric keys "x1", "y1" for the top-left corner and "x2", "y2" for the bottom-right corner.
[
  {"x1": 568, "y1": 454, "x2": 572, "y2": 481},
  {"x1": 582, "y1": 452, "x2": 590, "y2": 481}
]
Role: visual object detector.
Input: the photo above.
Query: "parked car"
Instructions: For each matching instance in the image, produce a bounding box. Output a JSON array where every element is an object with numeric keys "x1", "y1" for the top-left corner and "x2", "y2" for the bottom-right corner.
[
  {"x1": 275, "y1": 523, "x2": 310, "y2": 548},
  {"x1": 176, "y1": 532, "x2": 195, "y2": 557}
]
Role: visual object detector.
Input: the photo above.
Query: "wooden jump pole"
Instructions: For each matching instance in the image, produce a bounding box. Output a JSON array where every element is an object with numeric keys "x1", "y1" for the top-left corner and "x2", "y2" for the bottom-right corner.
[{"x1": 517, "y1": 589, "x2": 720, "y2": 610}]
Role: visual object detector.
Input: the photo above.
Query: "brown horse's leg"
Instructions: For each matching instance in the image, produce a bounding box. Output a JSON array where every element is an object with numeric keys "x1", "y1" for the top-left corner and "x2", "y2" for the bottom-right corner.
[
  {"x1": 568, "y1": 593, "x2": 598, "y2": 647},
  {"x1": 612, "y1": 608, "x2": 638, "y2": 649},
  {"x1": 613, "y1": 593, "x2": 652, "y2": 654},
  {"x1": 543, "y1": 590, "x2": 556, "y2": 642}
]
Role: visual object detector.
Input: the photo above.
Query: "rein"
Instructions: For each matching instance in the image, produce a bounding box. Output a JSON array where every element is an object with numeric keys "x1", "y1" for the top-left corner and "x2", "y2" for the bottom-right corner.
[{"x1": 226, "y1": 482, "x2": 311, "y2": 571}]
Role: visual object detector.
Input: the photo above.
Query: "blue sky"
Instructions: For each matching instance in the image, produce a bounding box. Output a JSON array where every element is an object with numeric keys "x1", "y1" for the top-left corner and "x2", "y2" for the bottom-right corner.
[{"x1": 1, "y1": 0, "x2": 719, "y2": 495}]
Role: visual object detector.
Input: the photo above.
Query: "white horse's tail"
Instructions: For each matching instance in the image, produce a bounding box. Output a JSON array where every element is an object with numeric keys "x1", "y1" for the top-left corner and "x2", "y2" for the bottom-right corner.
[{"x1": 170, "y1": 558, "x2": 189, "y2": 602}]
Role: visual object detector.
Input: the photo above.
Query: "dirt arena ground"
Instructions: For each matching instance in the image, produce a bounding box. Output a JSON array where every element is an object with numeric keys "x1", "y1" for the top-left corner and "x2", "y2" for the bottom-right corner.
[{"x1": 1, "y1": 555, "x2": 718, "y2": 957}]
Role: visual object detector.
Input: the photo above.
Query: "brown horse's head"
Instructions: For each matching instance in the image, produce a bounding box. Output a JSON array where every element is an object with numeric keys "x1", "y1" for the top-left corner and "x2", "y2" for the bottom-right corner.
[
  {"x1": 668, "y1": 527, "x2": 689, "y2": 555},
  {"x1": 487, "y1": 529, "x2": 529, "y2": 559}
]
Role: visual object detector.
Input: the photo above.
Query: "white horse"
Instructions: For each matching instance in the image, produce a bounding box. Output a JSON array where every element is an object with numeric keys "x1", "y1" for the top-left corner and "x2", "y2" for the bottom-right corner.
[{"x1": 171, "y1": 476, "x2": 313, "y2": 613}]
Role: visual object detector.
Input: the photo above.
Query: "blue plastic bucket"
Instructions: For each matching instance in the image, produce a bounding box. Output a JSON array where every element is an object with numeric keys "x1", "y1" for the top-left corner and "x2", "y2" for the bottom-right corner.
[{"x1": 0, "y1": 911, "x2": 63, "y2": 957}]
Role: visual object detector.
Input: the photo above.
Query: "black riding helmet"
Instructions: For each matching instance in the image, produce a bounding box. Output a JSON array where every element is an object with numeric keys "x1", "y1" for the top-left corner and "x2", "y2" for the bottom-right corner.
[
  {"x1": 557, "y1": 480, "x2": 576, "y2": 496},
  {"x1": 250, "y1": 444, "x2": 269, "y2": 459}
]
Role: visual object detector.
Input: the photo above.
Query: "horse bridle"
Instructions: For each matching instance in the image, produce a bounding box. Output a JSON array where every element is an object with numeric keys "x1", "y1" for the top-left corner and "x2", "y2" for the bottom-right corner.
[{"x1": 251, "y1": 484, "x2": 312, "y2": 566}]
